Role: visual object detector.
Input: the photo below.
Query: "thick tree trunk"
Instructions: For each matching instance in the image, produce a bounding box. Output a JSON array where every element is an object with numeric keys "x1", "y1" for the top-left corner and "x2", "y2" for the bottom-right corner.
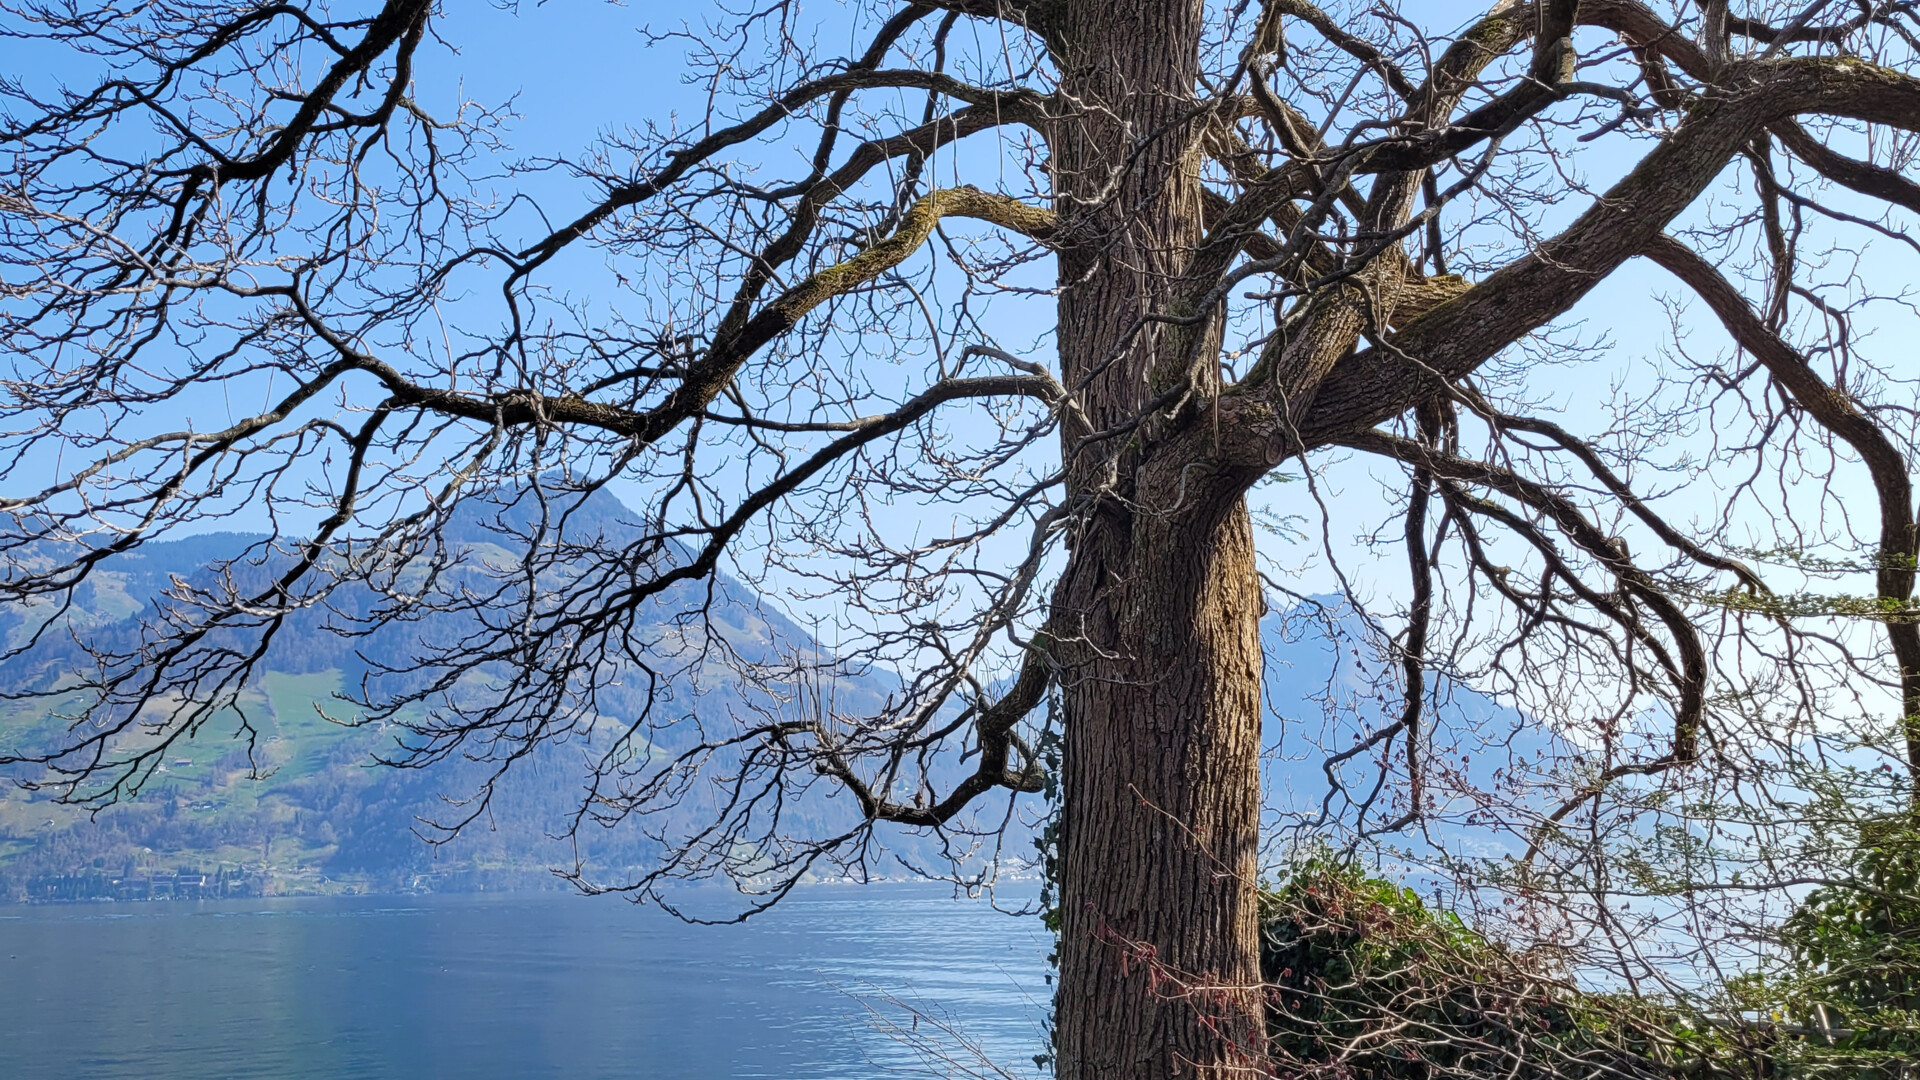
[
  {"x1": 1054, "y1": 495, "x2": 1268, "y2": 1078},
  {"x1": 1047, "y1": 0, "x2": 1270, "y2": 1075}
]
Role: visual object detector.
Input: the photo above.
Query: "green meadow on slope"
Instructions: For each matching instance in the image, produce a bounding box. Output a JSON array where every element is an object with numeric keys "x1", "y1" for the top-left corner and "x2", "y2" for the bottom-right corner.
[
  {"x1": 0, "y1": 668, "x2": 622, "y2": 900},
  {"x1": 0, "y1": 493, "x2": 1432, "y2": 905},
  {"x1": 0, "y1": 495, "x2": 876, "y2": 902}
]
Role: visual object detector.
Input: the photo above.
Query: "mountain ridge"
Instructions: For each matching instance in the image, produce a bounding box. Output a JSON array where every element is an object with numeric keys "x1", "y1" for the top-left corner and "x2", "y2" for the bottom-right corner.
[{"x1": 0, "y1": 491, "x2": 1556, "y2": 904}]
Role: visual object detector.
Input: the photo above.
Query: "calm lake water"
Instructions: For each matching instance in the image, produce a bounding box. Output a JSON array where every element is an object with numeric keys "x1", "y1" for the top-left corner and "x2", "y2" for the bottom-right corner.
[{"x1": 0, "y1": 885, "x2": 1052, "y2": 1079}]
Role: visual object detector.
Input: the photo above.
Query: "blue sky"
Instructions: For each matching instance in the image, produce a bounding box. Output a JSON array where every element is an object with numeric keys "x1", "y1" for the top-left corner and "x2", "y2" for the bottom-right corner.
[{"x1": 7, "y1": 0, "x2": 1917, "y2": 668}]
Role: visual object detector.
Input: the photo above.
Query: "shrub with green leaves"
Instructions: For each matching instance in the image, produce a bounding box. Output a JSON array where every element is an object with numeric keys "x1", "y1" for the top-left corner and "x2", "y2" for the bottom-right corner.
[
  {"x1": 1259, "y1": 855, "x2": 1733, "y2": 1079},
  {"x1": 1777, "y1": 816, "x2": 1920, "y2": 1077}
]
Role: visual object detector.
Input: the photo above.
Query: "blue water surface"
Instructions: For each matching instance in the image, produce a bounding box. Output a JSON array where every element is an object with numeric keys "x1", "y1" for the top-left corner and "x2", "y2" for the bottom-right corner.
[{"x1": 0, "y1": 884, "x2": 1051, "y2": 1079}]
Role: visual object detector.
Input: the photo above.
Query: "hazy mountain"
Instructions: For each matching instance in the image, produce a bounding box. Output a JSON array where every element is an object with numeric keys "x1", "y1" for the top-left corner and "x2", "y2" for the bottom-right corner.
[
  {"x1": 0, "y1": 489, "x2": 1551, "y2": 903},
  {"x1": 0, "y1": 489, "x2": 909, "y2": 902}
]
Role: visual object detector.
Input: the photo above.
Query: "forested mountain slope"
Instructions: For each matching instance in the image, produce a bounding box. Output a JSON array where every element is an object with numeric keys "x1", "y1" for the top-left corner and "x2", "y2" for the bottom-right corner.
[
  {"x1": 0, "y1": 490, "x2": 1549, "y2": 903},
  {"x1": 0, "y1": 489, "x2": 908, "y2": 901}
]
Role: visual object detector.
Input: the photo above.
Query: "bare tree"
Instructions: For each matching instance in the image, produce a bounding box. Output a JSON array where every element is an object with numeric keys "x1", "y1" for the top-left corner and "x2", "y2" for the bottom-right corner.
[{"x1": 10, "y1": 0, "x2": 1920, "y2": 1076}]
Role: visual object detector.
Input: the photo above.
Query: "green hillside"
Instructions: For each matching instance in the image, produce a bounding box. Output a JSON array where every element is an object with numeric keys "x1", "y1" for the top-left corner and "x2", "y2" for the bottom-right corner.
[
  {"x1": 0, "y1": 505, "x2": 900, "y2": 903},
  {"x1": 0, "y1": 481, "x2": 1102, "y2": 905},
  {"x1": 0, "y1": 666, "x2": 625, "y2": 901}
]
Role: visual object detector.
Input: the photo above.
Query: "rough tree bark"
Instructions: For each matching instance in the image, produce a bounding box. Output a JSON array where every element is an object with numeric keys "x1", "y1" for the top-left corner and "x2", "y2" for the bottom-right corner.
[
  {"x1": 1049, "y1": 1, "x2": 1269, "y2": 1074},
  {"x1": 1054, "y1": 498, "x2": 1267, "y2": 1078}
]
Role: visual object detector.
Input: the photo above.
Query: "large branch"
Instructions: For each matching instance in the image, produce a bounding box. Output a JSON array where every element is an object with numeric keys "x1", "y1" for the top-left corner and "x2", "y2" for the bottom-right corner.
[
  {"x1": 1340, "y1": 427, "x2": 1709, "y2": 761},
  {"x1": 1772, "y1": 117, "x2": 1920, "y2": 216},
  {"x1": 1579, "y1": 2, "x2": 1920, "y2": 213},
  {"x1": 1198, "y1": 0, "x2": 1554, "y2": 433},
  {"x1": 288, "y1": 186, "x2": 1056, "y2": 444},
  {"x1": 1641, "y1": 234, "x2": 1915, "y2": 580},
  {"x1": 920, "y1": 0, "x2": 1053, "y2": 27},
  {"x1": 1275, "y1": 56, "x2": 1920, "y2": 454},
  {"x1": 514, "y1": 70, "x2": 1049, "y2": 271},
  {"x1": 1581, "y1": 0, "x2": 1712, "y2": 78},
  {"x1": 817, "y1": 631, "x2": 1052, "y2": 828},
  {"x1": 1644, "y1": 232, "x2": 1920, "y2": 784},
  {"x1": 170, "y1": 0, "x2": 432, "y2": 186}
]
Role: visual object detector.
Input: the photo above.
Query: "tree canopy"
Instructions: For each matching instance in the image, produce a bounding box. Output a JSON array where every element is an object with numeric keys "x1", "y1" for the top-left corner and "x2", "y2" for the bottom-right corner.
[{"x1": 10, "y1": 1, "x2": 1920, "y2": 1075}]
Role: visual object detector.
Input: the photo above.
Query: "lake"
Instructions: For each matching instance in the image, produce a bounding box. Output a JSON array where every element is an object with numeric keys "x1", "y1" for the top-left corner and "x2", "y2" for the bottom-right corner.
[{"x1": 0, "y1": 885, "x2": 1052, "y2": 1079}]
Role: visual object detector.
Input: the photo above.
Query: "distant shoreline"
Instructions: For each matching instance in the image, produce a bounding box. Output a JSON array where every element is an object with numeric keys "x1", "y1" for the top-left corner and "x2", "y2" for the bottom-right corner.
[{"x1": 2, "y1": 866, "x2": 1044, "y2": 906}]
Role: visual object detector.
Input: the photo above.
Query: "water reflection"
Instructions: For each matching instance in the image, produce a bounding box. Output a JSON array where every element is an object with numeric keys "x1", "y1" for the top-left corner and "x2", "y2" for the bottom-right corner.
[{"x1": 0, "y1": 884, "x2": 1051, "y2": 1079}]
